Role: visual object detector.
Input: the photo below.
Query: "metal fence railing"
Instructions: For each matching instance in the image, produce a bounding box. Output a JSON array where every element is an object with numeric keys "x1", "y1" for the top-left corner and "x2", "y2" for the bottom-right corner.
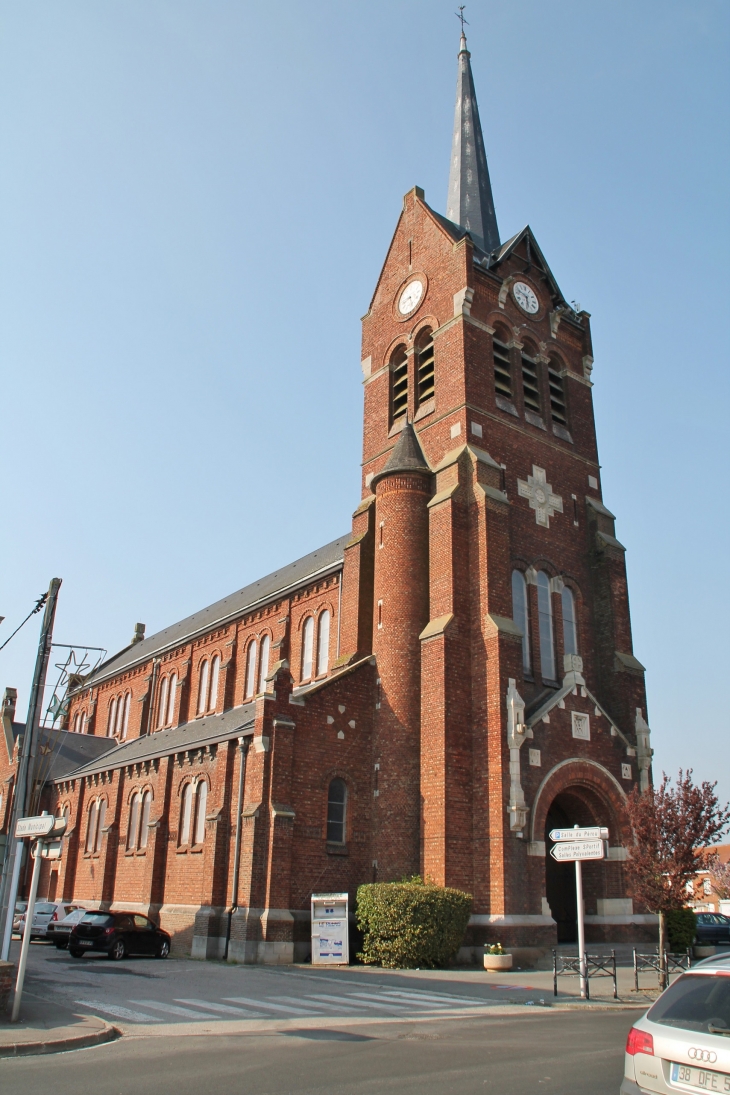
[
  {"x1": 633, "y1": 950, "x2": 691, "y2": 992},
  {"x1": 553, "y1": 949, "x2": 617, "y2": 999}
]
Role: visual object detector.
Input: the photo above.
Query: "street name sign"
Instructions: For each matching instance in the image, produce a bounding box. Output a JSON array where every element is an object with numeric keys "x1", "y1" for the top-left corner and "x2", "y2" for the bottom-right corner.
[
  {"x1": 549, "y1": 827, "x2": 609, "y2": 843},
  {"x1": 15, "y1": 815, "x2": 67, "y2": 839},
  {"x1": 550, "y1": 839, "x2": 605, "y2": 862}
]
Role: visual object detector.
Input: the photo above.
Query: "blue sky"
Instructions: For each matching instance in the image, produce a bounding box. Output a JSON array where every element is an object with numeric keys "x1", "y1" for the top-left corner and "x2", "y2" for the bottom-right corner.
[{"x1": 1, "y1": 2, "x2": 728, "y2": 803}]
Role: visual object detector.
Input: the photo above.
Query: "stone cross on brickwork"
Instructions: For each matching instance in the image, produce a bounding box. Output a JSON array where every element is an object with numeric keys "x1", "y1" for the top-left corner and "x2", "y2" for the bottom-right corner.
[{"x1": 517, "y1": 465, "x2": 563, "y2": 528}]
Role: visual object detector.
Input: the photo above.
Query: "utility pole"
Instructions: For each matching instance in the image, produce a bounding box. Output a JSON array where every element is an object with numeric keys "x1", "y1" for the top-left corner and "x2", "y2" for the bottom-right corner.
[{"x1": 0, "y1": 578, "x2": 62, "y2": 960}]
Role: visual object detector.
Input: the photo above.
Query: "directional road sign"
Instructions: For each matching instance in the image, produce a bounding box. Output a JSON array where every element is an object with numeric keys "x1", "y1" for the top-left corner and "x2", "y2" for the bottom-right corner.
[
  {"x1": 550, "y1": 839, "x2": 605, "y2": 862},
  {"x1": 549, "y1": 827, "x2": 609, "y2": 843},
  {"x1": 15, "y1": 815, "x2": 66, "y2": 839}
]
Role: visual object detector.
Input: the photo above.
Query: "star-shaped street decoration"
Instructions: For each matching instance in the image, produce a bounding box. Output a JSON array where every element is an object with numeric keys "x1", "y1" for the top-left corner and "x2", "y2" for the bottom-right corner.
[{"x1": 517, "y1": 465, "x2": 563, "y2": 528}]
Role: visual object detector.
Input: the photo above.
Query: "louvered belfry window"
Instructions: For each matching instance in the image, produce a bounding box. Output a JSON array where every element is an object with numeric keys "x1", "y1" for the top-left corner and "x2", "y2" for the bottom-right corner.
[
  {"x1": 415, "y1": 328, "x2": 435, "y2": 407},
  {"x1": 522, "y1": 352, "x2": 541, "y2": 415},
  {"x1": 390, "y1": 345, "x2": 408, "y2": 423},
  {"x1": 493, "y1": 338, "x2": 512, "y2": 400},
  {"x1": 548, "y1": 365, "x2": 567, "y2": 426}
]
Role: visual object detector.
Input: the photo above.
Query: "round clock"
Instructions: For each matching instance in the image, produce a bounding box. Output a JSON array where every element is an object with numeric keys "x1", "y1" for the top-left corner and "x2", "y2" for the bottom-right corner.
[
  {"x1": 513, "y1": 281, "x2": 539, "y2": 314},
  {"x1": 398, "y1": 279, "x2": 424, "y2": 315}
]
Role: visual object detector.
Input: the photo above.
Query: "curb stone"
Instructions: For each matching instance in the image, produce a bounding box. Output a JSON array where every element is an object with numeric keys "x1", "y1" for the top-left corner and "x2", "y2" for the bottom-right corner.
[{"x1": 0, "y1": 1021, "x2": 120, "y2": 1058}]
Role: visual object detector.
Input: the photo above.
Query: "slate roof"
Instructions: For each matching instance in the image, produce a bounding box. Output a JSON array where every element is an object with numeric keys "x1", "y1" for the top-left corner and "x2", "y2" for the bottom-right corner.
[
  {"x1": 371, "y1": 422, "x2": 431, "y2": 488},
  {"x1": 81, "y1": 535, "x2": 349, "y2": 689},
  {"x1": 58, "y1": 703, "x2": 257, "y2": 781}
]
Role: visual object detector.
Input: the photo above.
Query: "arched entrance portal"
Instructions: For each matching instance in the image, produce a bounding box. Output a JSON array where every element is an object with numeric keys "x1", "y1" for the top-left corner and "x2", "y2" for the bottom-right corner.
[{"x1": 544, "y1": 787, "x2": 611, "y2": 944}]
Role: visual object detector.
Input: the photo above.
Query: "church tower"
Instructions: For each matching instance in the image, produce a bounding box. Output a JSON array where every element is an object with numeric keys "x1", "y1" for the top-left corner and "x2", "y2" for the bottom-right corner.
[{"x1": 356, "y1": 29, "x2": 651, "y2": 948}]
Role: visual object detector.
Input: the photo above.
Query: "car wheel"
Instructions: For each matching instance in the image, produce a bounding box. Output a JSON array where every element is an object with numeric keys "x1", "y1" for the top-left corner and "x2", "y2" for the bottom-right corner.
[
  {"x1": 54, "y1": 941, "x2": 67, "y2": 950},
  {"x1": 109, "y1": 939, "x2": 126, "y2": 961},
  {"x1": 155, "y1": 939, "x2": 170, "y2": 959},
  {"x1": 69, "y1": 948, "x2": 84, "y2": 958}
]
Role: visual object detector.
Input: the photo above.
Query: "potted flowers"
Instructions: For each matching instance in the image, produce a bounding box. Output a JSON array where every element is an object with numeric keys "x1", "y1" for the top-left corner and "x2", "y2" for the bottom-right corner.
[{"x1": 483, "y1": 943, "x2": 513, "y2": 971}]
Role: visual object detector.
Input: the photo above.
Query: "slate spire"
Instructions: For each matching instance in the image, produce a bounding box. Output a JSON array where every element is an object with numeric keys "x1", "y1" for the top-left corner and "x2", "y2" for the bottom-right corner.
[
  {"x1": 370, "y1": 421, "x2": 430, "y2": 489},
  {"x1": 446, "y1": 32, "x2": 500, "y2": 254}
]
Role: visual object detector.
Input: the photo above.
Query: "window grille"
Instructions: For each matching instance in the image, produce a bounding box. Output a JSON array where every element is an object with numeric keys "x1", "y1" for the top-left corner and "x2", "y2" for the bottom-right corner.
[
  {"x1": 416, "y1": 329, "x2": 435, "y2": 406},
  {"x1": 537, "y1": 572, "x2": 556, "y2": 680},
  {"x1": 493, "y1": 338, "x2": 512, "y2": 400},
  {"x1": 549, "y1": 366, "x2": 567, "y2": 425},
  {"x1": 390, "y1": 346, "x2": 408, "y2": 422},
  {"x1": 327, "y1": 778, "x2": 347, "y2": 844},
  {"x1": 522, "y1": 353, "x2": 541, "y2": 415},
  {"x1": 511, "y1": 570, "x2": 531, "y2": 673},
  {"x1": 317, "y1": 611, "x2": 331, "y2": 676}
]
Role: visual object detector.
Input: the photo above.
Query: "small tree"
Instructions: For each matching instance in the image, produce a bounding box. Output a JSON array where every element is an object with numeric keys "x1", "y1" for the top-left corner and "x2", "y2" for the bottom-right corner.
[
  {"x1": 624, "y1": 769, "x2": 730, "y2": 986},
  {"x1": 707, "y1": 854, "x2": 730, "y2": 900}
]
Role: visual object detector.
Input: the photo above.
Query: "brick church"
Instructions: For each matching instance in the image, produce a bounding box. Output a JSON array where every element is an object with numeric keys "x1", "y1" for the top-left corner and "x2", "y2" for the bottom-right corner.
[{"x1": 1, "y1": 32, "x2": 655, "y2": 963}]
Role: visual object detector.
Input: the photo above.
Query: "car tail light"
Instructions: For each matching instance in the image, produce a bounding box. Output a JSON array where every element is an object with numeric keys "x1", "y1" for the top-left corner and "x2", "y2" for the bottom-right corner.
[
  {"x1": 103, "y1": 926, "x2": 115, "y2": 935},
  {"x1": 626, "y1": 1028, "x2": 654, "y2": 1056},
  {"x1": 51, "y1": 911, "x2": 59, "y2": 922}
]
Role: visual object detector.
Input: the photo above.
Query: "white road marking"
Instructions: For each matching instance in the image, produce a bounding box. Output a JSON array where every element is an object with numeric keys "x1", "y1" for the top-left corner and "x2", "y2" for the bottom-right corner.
[
  {"x1": 342, "y1": 992, "x2": 414, "y2": 1012},
  {"x1": 303, "y1": 993, "x2": 376, "y2": 1010},
  {"x1": 224, "y1": 996, "x2": 318, "y2": 1015},
  {"x1": 75, "y1": 999, "x2": 162, "y2": 1024},
  {"x1": 128, "y1": 999, "x2": 221, "y2": 1019},
  {"x1": 382, "y1": 989, "x2": 490, "y2": 1007},
  {"x1": 272, "y1": 994, "x2": 361, "y2": 1012},
  {"x1": 175, "y1": 998, "x2": 265, "y2": 1017}
]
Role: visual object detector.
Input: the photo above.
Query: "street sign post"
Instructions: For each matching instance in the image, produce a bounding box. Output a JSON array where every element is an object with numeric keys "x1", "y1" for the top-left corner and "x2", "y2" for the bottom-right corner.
[
  {"x1": 9, "y1": 813, "x2": 67, "y2": 1022},
  {"x1": 549, "y1": 824, "x2": 608, "y2": 999}
]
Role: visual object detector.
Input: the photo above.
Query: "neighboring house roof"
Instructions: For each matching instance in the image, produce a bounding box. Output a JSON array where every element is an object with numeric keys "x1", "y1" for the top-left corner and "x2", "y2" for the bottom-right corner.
[
  {"x1": 78, "y1": 535, "x2": 349, "y2": 690},
  {"x1": 36, "y1": 726, "x2": 119, "y2": 781},
  {"x1": 57, "y1": 703, "x2": 257, "y2": 781}
]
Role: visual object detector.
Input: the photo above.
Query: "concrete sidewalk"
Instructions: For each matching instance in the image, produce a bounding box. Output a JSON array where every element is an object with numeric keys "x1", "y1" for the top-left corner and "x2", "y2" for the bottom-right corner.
[{"x1": 0, "y1": 993, "x2": 119, "y2": 1057}]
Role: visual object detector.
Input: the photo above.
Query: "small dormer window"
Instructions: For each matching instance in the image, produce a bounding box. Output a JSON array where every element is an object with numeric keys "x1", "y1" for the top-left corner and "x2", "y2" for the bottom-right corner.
[
  {"x1": 493, "y1": 337, "x2": 512, "y2": 400},
  {"x1": 390, "y1": 346, "x2": 408, "y2": 423},
  {"x1": 521, "y1": 351, "x2": 541, "y2": 415},
  {"x1": 415, "y1": 328, "x2": 435, "y2": 407}
]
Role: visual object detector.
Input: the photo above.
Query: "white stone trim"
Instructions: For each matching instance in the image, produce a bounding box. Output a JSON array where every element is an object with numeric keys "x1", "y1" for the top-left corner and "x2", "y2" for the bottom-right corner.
[
  {"x1": 469, "y1": 914, "x2": 555, "y2": 927},
  {"x1": 529, "y1": 757, "x2": 628, "y2": 844}
]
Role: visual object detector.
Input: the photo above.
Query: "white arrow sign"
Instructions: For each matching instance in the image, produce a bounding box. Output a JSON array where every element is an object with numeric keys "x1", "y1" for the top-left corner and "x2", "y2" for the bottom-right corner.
[
  {"x1": 15, "y1": 815, "x2": 67, "y2": 839},
  {"x1": 550, "y1": 839, "x2": 605, "y2": 862},
  {"x1": 549, "y1": 827, "x2": 609, "y2": 843}
]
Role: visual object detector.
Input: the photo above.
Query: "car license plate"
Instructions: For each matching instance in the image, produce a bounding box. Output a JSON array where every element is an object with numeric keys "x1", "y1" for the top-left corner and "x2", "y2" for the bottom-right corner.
[
  {"x1": 671, "y1": 1062, "x2": 730, "y2": 1091},
  {"x1": 78, "y1": 939, "x2": 93, "y2": 947}
]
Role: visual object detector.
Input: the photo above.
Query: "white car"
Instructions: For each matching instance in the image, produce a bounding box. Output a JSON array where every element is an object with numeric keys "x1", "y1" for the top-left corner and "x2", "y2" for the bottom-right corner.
[
  {"x1": 622, "y1": 954, "x2": 730, "y2": 1093},
  {"x1": 14, "y1": 901, "x2": 80, "y2": 940}
]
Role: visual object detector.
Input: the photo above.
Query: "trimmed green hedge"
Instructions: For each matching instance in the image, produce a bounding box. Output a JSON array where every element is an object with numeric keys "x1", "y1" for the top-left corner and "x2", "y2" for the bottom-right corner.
[
  {"x1": 666, "y1": 907, "x2": 696, "y2": 952},
  {"x1": 356, "y1": 877, "x2": 472, "y2": 968}
]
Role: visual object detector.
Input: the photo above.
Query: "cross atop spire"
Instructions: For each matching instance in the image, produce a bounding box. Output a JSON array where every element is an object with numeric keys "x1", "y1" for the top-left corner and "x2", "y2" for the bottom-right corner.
[{"x1": 445, "y1": 27, "x2": 500, "y2": 255}]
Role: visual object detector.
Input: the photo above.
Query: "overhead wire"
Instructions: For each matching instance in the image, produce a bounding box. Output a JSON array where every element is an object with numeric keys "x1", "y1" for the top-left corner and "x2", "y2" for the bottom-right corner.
[{"x1": 0, "y1": 592, "x2": 48, "y2": 654}]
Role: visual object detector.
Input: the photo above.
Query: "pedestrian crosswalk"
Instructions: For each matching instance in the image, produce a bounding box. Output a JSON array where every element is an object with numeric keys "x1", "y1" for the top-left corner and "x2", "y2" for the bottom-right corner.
[{"x1": 74, "y1": 984, "x2": 506, "y2": 1026}]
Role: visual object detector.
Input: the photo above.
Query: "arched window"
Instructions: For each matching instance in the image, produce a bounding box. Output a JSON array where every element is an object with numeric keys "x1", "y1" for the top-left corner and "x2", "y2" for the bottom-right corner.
[
  {"x1": 493, "y1": 332, "x2": 513, "y2": 401},
  {"x1": 390, "y1": 345, "x2": 408, "y2": 424},
  {"x1": 548, "y1": 359, "x2": 567, "y2": 426},
  {"x1": 114, "y1": 694, "x2": 126, "y2": 737},
  {"x1": 317, "y1": 611, "x2": 330, "y2": 676},
  {"x1": 127, "y1": 793, "x2": 140, "y2": 850},
  {"x1": 167, "y1": 673, "x2": 177, "y2": 725},
  {"x1": 415, "y1": 327, "x2": 435, "y2": 407},
  {"x1": 521, "y1": 346, "x2": 541, "y2": 416},
  {"x1": 85, "y1": 799, "x2": 98, "y2": 852},
  {"x1": 158, "y1": 677, "x2": 169, "y2": 729},
  {"x1": 511, "y1": 570, "x2": 531, "y2": 673},
  {"x1": 107, "y1": 697, "x2": 117, "y2": 737},
  {"x1": 258, "y1": 636, "x2": 270, "y2": 693},
  {"x1": 121, "y1": 692, "x2": 131, "y2": 740},
  {"x1": 95, "y1": 798, "x2": 106, "y2": 852},
  {"x1": 74, "y1": 710, "x2": 85, "y2": 734},
  {"x1": 193, "y1": 780, "x2": 208, "y2": 845},
  {"x1": 139, "y1": 791, "x2": 152, "y2": 849},
  {"x1": 245, "y1": 640, "x2": 257, "y2": 699},
  {"x1": 301, "y1": 617, "x2": 314, "y2": 680},
  {"x1": 197, "y1": 659, "x2": 209, "y2": 715},
  {"x1": 209, "y1": 655, "x2": 220, "y2": 712},
  {"x1": 537, "y1": 571, "x2": 556, "y2": 681},
  {"x1": 562, "y1": 586, "x2": 578, "y2": 656},
  {"x1": 326, "y1": 778, "x2": 347, "y2": 844},
  {"x1": 179, "y1": 782, "x2": 193, "y2": 845}
]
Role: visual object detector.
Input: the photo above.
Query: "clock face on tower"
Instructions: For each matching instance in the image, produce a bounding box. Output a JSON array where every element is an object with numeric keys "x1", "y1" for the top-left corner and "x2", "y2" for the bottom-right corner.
[
  {"x1": 512, "y1": 281, "x2": 539, "y2": 315},
  {"x1": 398, "y1": 279, "x2": 424, "y2": 316}
]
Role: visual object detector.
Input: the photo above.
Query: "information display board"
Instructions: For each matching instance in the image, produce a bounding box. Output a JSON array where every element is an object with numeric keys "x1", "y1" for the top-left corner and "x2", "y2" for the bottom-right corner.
[{"x1": 311, "y1": 892, "x2": 349, "y2": 965}]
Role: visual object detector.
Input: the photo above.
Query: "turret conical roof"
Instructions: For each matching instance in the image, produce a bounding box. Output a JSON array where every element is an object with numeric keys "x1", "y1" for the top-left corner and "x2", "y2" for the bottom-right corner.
[{"x1": 370, "y1": 422, "x2": 431, "y2": 489}]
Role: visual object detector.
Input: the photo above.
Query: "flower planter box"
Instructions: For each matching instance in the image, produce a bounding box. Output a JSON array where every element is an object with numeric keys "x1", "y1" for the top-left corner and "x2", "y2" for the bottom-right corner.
[
  {"x1": 694, "y1": 945, "x2": 716, "y2": 959},
  {"x1": 483, "y1": 952, "x2": 513, "y2": 971}
]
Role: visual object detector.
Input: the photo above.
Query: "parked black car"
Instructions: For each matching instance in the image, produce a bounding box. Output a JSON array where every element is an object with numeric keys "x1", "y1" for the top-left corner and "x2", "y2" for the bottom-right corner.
[
  {"x1": 69, "y1": 911, "x2": 171, "y2": 960},
  {"x1": 694, "y1": 912, "x2": 730, "y2": 946}
]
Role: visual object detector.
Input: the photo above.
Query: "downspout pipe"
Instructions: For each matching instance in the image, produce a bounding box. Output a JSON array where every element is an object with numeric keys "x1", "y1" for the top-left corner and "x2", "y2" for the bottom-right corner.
[{"x1": 224, "y1": 737, "x2": 248, "y2": 961}]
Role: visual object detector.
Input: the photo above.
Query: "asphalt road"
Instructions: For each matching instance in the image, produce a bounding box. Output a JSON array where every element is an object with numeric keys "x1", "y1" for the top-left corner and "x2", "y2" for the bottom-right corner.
[{"x1": 1, "y1": 1008, "x2": 635, "y2": 1095}]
